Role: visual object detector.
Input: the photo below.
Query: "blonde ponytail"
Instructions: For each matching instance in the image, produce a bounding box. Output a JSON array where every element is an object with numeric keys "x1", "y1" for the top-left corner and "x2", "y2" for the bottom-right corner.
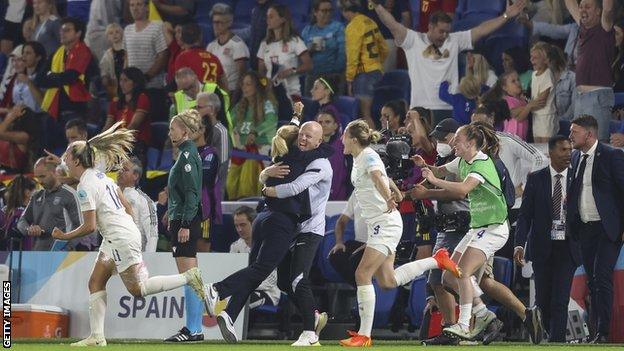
[
  {"x1": 67, "y1": 121, "x2": 136, "y2": 172},
  {"x1": 346, "y1": 119, "x2": 381, "y2": 147}
]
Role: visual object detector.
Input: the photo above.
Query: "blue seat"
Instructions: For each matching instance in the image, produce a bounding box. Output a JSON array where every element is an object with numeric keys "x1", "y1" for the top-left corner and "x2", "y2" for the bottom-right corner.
[
  {"x1": 301, "y1": 96, "x2": 320, "y2": 122},
  {"x1": 150, "y1": 122, "x2": 169, "y2": 149},
  {"x1": 406, "y1": 274, "x2": 427, "y2": 327},
  {"x1": 378, "y1": 69, "x2": 410, "y2": 92},
  {"x1": 146, "y1": 147, "x2": 160, "y2": 170},
  {"x1": 559, "y1": 120, "x2": 572, "y2": 137},
  {"x1": 409, "y1": 0, "x2": 421, "y2": 29},
  {"x1": 492, "y1": 256, "x2": 512, "y2": 288},
  {"x1": 325, "y1": 214, "x2": 340, "y2": 232},
  {"x1": 334, "y1": 96, "x2": 359, "y2": 121},
  {"x1": 452, "y1": 12, "x2": 497, "y2": 32},
  {"x1": 210, "y1": 213, "x2": 238, "y2": 252},
  {"x1": 317, "y1": 231, "x2": 345, "y2": 282},
  {"x1": 159, "y1": 149, "x2": 174, "y2": 170},
  {"x1": 609, "y1": 120, "x2": 623, "y2": 134},
  {"x1": 234, "y1": 0, "x2": 255, "y2": 25},
  {"x1": 614, "y1": 92, "x2": 624, "y2": 108},
  {"x1": 372, "y1": 280, "x2": 398, "y2": 327},
  {"x1": 462, "y1": 0, "x2": 505, "y2": 16},
  {"x1": 86, "y1": 123, "x2": 100, "y2": 138}
]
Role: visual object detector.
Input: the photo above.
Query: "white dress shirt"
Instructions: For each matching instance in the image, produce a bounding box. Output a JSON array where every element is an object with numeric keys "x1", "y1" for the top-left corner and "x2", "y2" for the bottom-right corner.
[{"x1": 578, "y1": 140, "x2": 601, "y2": 222}]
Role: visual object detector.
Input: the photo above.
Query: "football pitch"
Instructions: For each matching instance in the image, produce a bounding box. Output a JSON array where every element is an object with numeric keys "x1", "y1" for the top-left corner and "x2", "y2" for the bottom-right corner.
[{"x1": 8, "y1": 340, "x2": 624, "y2": 350}]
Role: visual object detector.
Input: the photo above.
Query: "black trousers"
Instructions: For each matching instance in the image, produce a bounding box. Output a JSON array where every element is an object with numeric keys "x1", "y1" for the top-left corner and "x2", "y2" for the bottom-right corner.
[
  {"x1": 533, "y1": 240, "x2": 576, "y2": 342},
  {"x1": 328, "y1": 240, "x2": 366, "y2": 287},
  {"x1": 214, "y1": 210, "x2": 298, "y2": 321},
  {"x1": 277, "y1": 232, "x2": 323, "y2": 331},
  {"x1": 578, "y1": 221, "x2": 623, "y2": 335}
]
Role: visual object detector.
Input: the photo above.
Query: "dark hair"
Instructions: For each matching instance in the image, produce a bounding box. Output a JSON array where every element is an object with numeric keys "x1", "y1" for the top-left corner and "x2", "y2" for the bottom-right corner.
[
  {"x1": 462, "y1": 122, "x2": 500, "y2": 158},
  {"x1": 571, "y1": 114, "x2": 598, "y2": 132},
  {"x1": 383, "y1": 99, "x2": 407, "y2": 126},
  {"x1": 61, "y1": 17, "x2": 86, "y2": 41},
  {"x1": 233, "y1": 205, "x2": 256, "y2": 223},
  {"x1": 548, "y1": 134, "x2": 570, "y2": 151},
  {"x1": 236, "y1": 70, "x2": 277, "y2": 125},
  {"x1": 410, "y1": 106, "x2": 432, "y2": 123},
  {"x1": 65, "y1": 118, "x2": 87, "y2": 133},
  {"x1": 480, "y1": 99, "x2": 511, "y2": 128},
  {"x1": 201, "y1": 115, "x2": 215, "y2": 146},
  {"x1": 4, "y1": 175, "x2": 36, "y2": 220},
  {"x1": 181, "y1": 22, "x2": 202, "y2": 46},
  {"x1": 339, "y1": 0, "x2": 361, "y2": 13},
  {"x1": 118, "y1": 67, "x2": 146, "y2": 111},
  {"x1": 430, "y1": 11, "x2": 453, "y2": 26},
  {"x1": 22, "y1": 41, "x2": 47, "y2": 72},
  {"x1": 547, "y1": 44, "x2": 567, "y2": 75},
  {"x1": 312, "y1": 0, "x2": 333, "y2": 23},
  {"x1": 481, "y1": 70, "x2": 517, "y2": 103},
  {"x1": 503, "y1": 46, "x2": 531, "y2": 73},
  {"x1": 266, "y1": 4, "x2": 298, "y2": 44},
  {"x1": 316, "y1": 75, "x2": 336, "y2": 101}
]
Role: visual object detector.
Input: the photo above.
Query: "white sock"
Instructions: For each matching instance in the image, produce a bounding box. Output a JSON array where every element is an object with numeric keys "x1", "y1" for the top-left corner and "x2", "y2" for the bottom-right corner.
[
  {"x1": 89, "y1": 291, "x2": 107, "y2": 338},
  {"x1": 471, "y1": 276, "x2": 484, "y2": 297},
  {"x1": 473, "y1": 302, "x2": 488, "y2": 318},
  {"x1": 394, "y1": 257, "x2": 438, "y2": 286},
  {"x1": 140, "y1": 274, "x2": 187, "y2": 296},
  {"x1": 458, "y1": 303, "x2": 472, "y2": 330},
  {"x1": 356, "y1": 285, "x2": 375, "y2": 337}
]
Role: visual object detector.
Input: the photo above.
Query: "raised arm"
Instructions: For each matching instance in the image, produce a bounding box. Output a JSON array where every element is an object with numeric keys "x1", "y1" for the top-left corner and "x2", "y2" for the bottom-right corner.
[
  {"x1": 565, "y1": 0, "x2": 581, "y2": 24},
  {"x1": 471, "y1": 0, "x2": 527, "y2": 44},
  {"x1": 370, "y1": 1, "x2": 407, "y2": 45},
  {"x1": 602, "y1": 0, "x2": 614, "y2": 31}
]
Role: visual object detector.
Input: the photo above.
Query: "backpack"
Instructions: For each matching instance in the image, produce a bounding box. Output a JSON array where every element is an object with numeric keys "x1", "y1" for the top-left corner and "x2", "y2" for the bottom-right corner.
[{"x1": 493, "y1": 158, "x2": 516, "y2": 210}]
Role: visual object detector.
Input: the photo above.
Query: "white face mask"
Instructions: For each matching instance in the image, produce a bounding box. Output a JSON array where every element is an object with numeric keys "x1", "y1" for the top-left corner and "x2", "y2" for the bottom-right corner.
[{"x1": 436, "y1": 142, "x2": 453, "y2": 157}]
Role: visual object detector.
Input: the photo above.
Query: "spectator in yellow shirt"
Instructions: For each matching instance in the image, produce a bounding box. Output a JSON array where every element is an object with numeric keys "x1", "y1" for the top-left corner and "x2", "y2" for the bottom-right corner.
[{"x1": 341, "y1": 0, "x2": 387, "y2": 128}]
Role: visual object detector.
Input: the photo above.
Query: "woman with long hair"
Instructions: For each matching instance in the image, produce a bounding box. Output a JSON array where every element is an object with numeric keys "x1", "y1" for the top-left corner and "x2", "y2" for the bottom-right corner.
[
  {"x1": 0, "y1": 105, "x2": 42, "y2": 173},
  {"x1": 529, "y1": 41, "x2": 557, "y2": 143},
  {"x1": 32, "y1": 0, "x2": 60, "y2": 56},
  {"x1": 51, "y1": 122, "x2": 206, "y2": 346},
  {"x1": 316, "y1": 110, "x2": 349, "y2": 200},
  {"x1": 338, "y1": 119, "x2": 460, "y2": 347},
  {"x1": 12, "y1": 41, "x2": 46, "y2": 112},
  {"x1": 380, "y1": 99, "x2": 407, "y2": 137},
  {"x1": 0, "y1": 175, "x2": 36, "y2": 250},
  {"x1": 502, "y1": 46, "x2": 533, "y2": 93},
  {"x1": 466, "y1": 51, "x2": 497, "y2": 88},
  {"x1": 547, "y1": 44, "x2": 576, "y2": 121}
]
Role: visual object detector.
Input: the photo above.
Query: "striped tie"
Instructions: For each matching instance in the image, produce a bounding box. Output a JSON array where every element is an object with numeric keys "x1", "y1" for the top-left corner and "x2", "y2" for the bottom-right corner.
[{"x1": 552, "y1": 174, "x2": 563, "y2": 220}]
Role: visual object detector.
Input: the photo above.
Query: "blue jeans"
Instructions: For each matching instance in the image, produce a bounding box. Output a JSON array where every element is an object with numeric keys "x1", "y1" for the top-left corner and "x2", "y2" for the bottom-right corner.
[
  {"x1": 352, "y1": 70, "x2": 382, "y2": 98},
  {"x1": 574, "y1": 88, "x2": 614, "y2": 141}
]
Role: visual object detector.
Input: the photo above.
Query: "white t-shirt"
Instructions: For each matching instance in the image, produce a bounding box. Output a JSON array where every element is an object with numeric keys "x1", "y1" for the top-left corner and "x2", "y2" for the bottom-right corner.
[
  {"x1": 123, "y1": 187, "x2": 158, "y2": 252},
  {"x1": 342, "y1": 194, "x2": 368, "y2": 243},
  {"x1": 398, "y1": 30, "x2": 472, "y2": 110},
  {"x1": 123, "y1": 21, "x2": 168, "y2": 89},
  {"x1": 531, "y1": 68, "x2": 555, "y2": 117},
  {"x1": 229, "y1": 238, "x2": 281, "y2": 306},
  {"x1": 257, "y1": 37, "x2": 308, "y2": 97},
  {"x1": 77, "y1": 169, "x2": 141, "y2": 245},
  {"x1": 207, "y1": 35, "x2": 250, "y2": 91},
  {"x1": 351, "y1": 147, "x2": 390, "y2": 219}
]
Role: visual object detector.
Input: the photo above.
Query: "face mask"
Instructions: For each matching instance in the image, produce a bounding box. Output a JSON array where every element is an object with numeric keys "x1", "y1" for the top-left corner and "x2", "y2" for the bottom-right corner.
[{"x1": 437, "y1": 142, "x2": 452, "y2": 157}]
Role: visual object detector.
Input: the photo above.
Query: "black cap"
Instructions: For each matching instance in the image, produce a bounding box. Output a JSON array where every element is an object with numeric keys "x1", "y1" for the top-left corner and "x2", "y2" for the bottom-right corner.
[{"x1": 430, "y1": 118, "x2": 460, "y2": 140}]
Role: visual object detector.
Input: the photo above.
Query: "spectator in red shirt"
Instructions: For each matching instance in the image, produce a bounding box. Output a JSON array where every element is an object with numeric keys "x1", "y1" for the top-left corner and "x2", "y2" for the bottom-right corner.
[
  {"x1": 417, "y1": 0, "x2": 457, "y2": 32},
  {"x1": 103, "y1": 67, "x2": 151, "y2": 162},
  {"x1": 174, "y1": 22, "x2": 228, "y2": 90},
  {"x1": 164, "y1": 22, "x2": 183, "y2": 84}
]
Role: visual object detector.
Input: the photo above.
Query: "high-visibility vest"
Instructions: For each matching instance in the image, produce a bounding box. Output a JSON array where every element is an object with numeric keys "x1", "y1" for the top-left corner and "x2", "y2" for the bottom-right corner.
[{"x1": 173, "y1": 82, "x2": 233, "y2": 133}]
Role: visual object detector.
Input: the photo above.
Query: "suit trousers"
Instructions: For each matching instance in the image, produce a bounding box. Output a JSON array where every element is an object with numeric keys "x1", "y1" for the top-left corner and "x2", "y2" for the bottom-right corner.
[
  {"x1": 533, "y1": 240, "x2": 576, "y2": 342},
  {"x1": 578, "y1": 221, "x2": 623, "y2": 335}
]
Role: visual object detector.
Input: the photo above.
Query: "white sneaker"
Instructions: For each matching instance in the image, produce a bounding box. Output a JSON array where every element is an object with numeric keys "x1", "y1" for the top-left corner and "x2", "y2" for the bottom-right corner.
[
  {"x1": 217, "y1": 311, "x2": 238, "y2": 343},
  {"x1": 70, "y1": 335, "x2": 107, "y2": 347},
  {"x1": 291, "y1": 331, "x2": 320, "y2": 346},
  {"x1": 469, "y1": 310, "x2": 497, "y2": 339},
  {"x1": 184, "y1": 267, "x2": 205, "y2": 300},
  {"x1": 203, "y1": 283, "x2": 219, "y2": 317},
  {"x1": 443, "y1": 323, "x2": 472, "y2": 340},
  {"x1": 314, "y1": 311, "x2": 328, "y2": 337}
]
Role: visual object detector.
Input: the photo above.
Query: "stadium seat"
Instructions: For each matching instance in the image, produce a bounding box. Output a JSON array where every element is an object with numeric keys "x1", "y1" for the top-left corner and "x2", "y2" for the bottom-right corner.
[
  {"x1": 325, "y1": 214, "x2": 341, "y2": 232},
  {"x1": 406, "y1": 274, "x2": 427, "y2": 327},
  {"x1": 150, "y1": 122, "x2": 169, "y2": 149},
  {"x1": 146, "y1": 147, "x2": 160, "y2": 170},
  {"x1": 234, "y1": 0, "x2": 255, "y2": 25},
  {"x1": 210, "y1": 213, "x2": 238, "y2": 252},
  {"x1": 409, "y1": 0, "x2": 420, "y2": 29},
  {"x1": 318, "y1": 231, "x2": 345, "y2": 283},
  {"x1": 462, "y1": 0, "x2": 505, "y2": 17},
  {"x1": 334, "y1": 96, "x2": 359, "y2": 120},
  {"x1": 86, "y1": 123, "x2": 100, "y2": 138},
  {"x1": 559, "y1": 120, "x2": 572, "y2": 137},
  {"x1": 615, "y1": 92, "x2": 624, "y2": 108},
  {"x1": 452, "y1": 12, "x2": 496, "y2": 32},
  {"x1": 377, "y1": 70, "x2": 410, "y2": 93},
  {"x1": 159, "y1": 149, "x2": 174, "y2": 170},
  {"x1": 492, "y1": 256, "x2": 512, "y2": 288},
  {"x1": 301, "y1": 96, "x2": 320, "y2": 122},
  {"x1": 372, "y1": 280, "x2": 398, "y2": 327},
  {"x1": 609, "y1": 120, "x2": 623, "y2": 134}
]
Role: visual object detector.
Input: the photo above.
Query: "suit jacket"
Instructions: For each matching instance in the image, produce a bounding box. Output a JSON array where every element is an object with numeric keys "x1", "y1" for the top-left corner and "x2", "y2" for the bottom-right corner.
[
  {"x1": 515, "y1": 166, "x2": 582, "y2": 266},
  {"x1": 566, "y1": 143, "x2": 624, "y2": 242}
]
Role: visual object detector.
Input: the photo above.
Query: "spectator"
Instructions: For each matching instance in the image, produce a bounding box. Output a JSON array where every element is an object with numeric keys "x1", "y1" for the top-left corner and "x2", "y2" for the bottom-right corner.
[
  {"x1": 192, "y1": 110, "x2": 221, "y2": 253},
  {"x1": 548, "y1": 44, "x2": 576, "y2": 122},
  {"x1": 117, "y1": 157, "x2": 158, "y2": 252},
  {"x1": 380, "y1": 99, "x2": 407, "y2": 137},
  {"x1": 502, "y1": 46, "x2": 533, "y2": 93},
  {"x1": 528, "y1": 0, "x2": 566, "y2": 25},
  {"x1": 0, "y1": 0, "x2": 30, "y2": 55},
  {"x1": 0, "y1": 46, "x2": 24, "y2": 110},
  {"x1": 316, "y1": 110, "x2": 349, "y2": 200},
  {"x1": 373, "y1": 1, "x2": 527, "y2": 127},
  {"x1": 164, "y1": 22, "x2": 183, "y2": 83},
  {"x1": 196, "y1": 92, "x2": 231, "y2": 199},
  {"x1": 613, "y1": 22, "x2": 623, "y2": 92},
  {"x1": 518, "y1": 14, "x2": 580, "y2": 69},
  {"x1": 103, "y1": 67, "x2": 151, "y2": 161},
  {"x1": 341, "y1": 0, "x2": 387, "y2": 128},
  {"x1": 18, "y1": 157, "x2": 95, "y2": 251},
  {"x1": 611, "y1": 123, "x2": 624, "y2": 147},
  {"x1": 174, "y1": 22, "x2": 228, "y2": 90},
  {"x1": 65, "y1": 117, "x2": 88, "y2": 143},
  {"x1": 22, "y1": 17, "x2": 35, "y2": 42},
  {"x1": 0, "y1": 105, "x2": 42, "y2": 173},
  {"x1": 39, "y1": 17, "x2": 92, "y2": 121},
  {"x1": 151, "y1": 0, "x2": 196, "y2": 26},
  {"x1": 0, "y1": 175, "x2": 36, "y2": 250},
  {"x1": 206, "y1": 3, "x2": 250, "y2": 99},
  {"x1": 85, "y1": 0, "x2": 123, "y2": 60},
  {"x1": 99, "y1": 23, "x2": 125, "y2": 100},
  {"x1": 565, "y1": 0, "x2": 616, "y2": 142},
  {"x1": 170, "y1": 67, "x2": 231, "y2": 124},
  {"x1": 465, "y1": 50, "x2": 497, "y2": 88},
  {"x1": 229, "y1": 206, "x2": 281, "y2": 309},
  {"x1": 124, "y1": 0, "x2": 169, "y2": 89},
  {"x1": 309, "y1": 77, "x2": 340, "y2": 117},
  {"x1": 530, "y1": 41, "x2": 557, "y2": 142},
  {"x1": 249, "y1": 0, "x2": 275, "y2": 69},
  {"x1": 12, "y1": 42, "x2": 46, "y2": 112},
  {"x1": 301, "y1": 0, "x2": 346, "y2": 96},
  {"x1": 366, "y1": 0, "x2": 411, "y2": 72},
  {"x1": 31, "y1": 0, "x2": 61, "y2": 57},
  {"x1": 438, "y1": 76, "x2": 481, "y2": 125},
  {"x1": 258, "y1": 4, "x2": 312, "y2": 111}
]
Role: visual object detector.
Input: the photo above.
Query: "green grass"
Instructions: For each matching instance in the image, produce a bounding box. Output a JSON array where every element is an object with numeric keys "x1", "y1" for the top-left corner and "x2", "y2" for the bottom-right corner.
[{"x1": 8, "y1": 339, "x2": 624, "y2": 350}]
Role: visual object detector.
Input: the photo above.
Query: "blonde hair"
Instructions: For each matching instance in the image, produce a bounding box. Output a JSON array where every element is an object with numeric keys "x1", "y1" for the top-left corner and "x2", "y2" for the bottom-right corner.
[
  {"x1": 466, "y1": 53, "x2": 491, "y2": 86},
  {"x1": 67, "y1": 121, "x2": 136, "y2": 172},
  {"x1": 33, "y1": 0, "x2": 58, "y2": 29},
  {"x1": 530, "y1": 41, "x2": 550, "y2": 63},
  {"x1": 105, "y1": 23, "x2": 123, "y2": 36},
  {"x1": 271, "y1": 124, "x2": 299, "y2": 160},
  {"x1": 345, "y1": 119, "x2": 381, "y2": 147},
  {"x1": 458, "y1": 76, "x2": 481, "y2": 100},
  {"x1": 172, "y1": 109, "x2": 202, "y2": 135}
]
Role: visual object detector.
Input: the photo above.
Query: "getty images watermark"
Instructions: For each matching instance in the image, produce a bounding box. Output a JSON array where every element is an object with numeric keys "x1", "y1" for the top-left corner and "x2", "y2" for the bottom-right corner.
[{"x1": 2, "y1": 281, "x2": 10, "y2": 348}]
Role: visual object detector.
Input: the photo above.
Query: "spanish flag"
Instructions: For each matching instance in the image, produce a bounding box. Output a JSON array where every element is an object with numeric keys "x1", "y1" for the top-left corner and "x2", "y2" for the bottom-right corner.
[{"x1": 148, "y1": 1, "x2": 162, "y2": 22}]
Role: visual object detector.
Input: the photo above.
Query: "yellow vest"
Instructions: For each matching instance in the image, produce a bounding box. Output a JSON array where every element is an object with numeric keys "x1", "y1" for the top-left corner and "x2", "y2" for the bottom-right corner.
[{"x1": 173, "y1": 82, "x2": 233, "y2": 133}]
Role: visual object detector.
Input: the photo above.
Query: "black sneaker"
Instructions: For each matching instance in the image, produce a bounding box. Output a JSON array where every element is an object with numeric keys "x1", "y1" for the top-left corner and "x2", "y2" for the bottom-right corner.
[
  {"x1": 164, "y1": 327, "x2": 204, "y2": 342},
  {"x1": 482, "y1": 318, "x2": 504, "y2": 345},
  {"x1": 523, "y1": 306, "x2": 544, "y2": 344},
  {"x1": 422, "y1": 333, "x2": 459, "y2": 345}
]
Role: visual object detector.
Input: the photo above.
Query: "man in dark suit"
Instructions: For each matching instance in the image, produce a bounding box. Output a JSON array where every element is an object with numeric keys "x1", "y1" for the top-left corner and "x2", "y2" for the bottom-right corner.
[
  {"x1": 514, "y1": 135, "x2": 581, "y2": 342},
  {"x1": 567, "y1": 114, "x2": 624, "y2": 343}
]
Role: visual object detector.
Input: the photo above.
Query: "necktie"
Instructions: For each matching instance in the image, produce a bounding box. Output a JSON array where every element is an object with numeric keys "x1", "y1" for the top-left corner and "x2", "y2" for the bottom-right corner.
[
  {"x1": 552, "y1": 174, "x2": 563, "y2": 220},
  {"x1": 575, "y1": 154, "x2": 589, "y2": 182}
]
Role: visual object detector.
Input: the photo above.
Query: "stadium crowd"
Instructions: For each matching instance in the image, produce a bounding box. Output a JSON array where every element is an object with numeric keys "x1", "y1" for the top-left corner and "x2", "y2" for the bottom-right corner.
[{"x1": 0, "y1": 0, "x2": 623, "y2": 346}]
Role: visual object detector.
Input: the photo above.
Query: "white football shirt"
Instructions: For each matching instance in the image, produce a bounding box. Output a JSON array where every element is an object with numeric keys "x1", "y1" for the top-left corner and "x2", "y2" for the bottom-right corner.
[{"x1": 351, "y1": 147, "x2": 390, "y2": 220}]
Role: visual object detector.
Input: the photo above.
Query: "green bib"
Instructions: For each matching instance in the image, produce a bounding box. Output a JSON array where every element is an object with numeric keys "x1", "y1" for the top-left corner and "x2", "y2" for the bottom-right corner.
[{"x1": 459, "y1": 155, "x2": 508, "y2": 228}]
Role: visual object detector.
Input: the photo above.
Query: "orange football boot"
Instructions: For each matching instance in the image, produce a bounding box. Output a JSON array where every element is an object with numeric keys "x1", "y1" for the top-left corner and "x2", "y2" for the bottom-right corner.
[
  {"x1": 339, "y1": 330, "x2": 372, "y2": 347},
  {"x1": 433, "y1": 248, "x2": 462, "y2": 278}
]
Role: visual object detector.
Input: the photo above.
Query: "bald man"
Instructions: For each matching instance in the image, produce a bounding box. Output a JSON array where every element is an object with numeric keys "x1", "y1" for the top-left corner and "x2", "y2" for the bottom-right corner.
[{"x1": 261, "y1": 121, "x2": 333, "y2": 346}]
